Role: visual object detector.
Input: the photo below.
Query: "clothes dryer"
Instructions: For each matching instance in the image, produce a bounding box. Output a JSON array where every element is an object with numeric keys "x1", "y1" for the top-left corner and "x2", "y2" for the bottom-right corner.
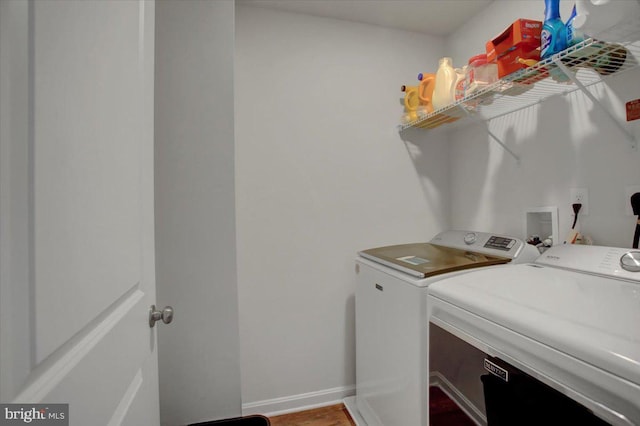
[
  {"x1": 428, "y1": 244, "x2": 640, "y2": 426},
  {"x1": 343, "y1": 230, "x2": 538, "y2": 426}
]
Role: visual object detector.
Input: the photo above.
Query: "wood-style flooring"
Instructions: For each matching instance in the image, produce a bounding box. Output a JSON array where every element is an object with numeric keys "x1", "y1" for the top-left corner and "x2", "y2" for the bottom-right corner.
[
  {"x1": 268, "y1": 404, "x2": 355, "y2": 426},
  {"x1": 267, "y1": 387, "x2": 475, "y2": 425}
]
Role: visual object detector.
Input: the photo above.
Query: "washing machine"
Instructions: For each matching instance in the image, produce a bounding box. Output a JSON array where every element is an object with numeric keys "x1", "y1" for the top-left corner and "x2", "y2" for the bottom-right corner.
[
  {"x1": 343, "y1": 230, "x2": 539, "y2": 426},
  {"x1": 428, "y1": 244, "x2": 640, "y2": 426}
]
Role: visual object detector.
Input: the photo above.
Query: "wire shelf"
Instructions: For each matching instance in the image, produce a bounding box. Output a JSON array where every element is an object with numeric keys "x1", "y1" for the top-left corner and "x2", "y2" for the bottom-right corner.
[{"x1": 398, "y1": 19, "x2": 640, "y2": 133}]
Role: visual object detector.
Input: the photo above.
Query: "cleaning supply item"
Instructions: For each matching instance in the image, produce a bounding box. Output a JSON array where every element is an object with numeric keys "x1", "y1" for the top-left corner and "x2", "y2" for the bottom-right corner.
[
  {"x1": 565, "y1": 1, "x2": 628, "y2": 76},
  {"x1": 400, "y1": 85, "x2": 420, "y2": 124},
  {"x1": 563, "y1": 2, "x2": 628, "y2": 77},
  {"x1": 541, "y1": 0, "x2": 567, "y2": 59},
  {"x1": 454, "y1": 66, "x2": 467, "y2": 102},
  {"x1": 631, "y1": 192, "x2": 640, "y2": 248},
  {"x1": 432, "y1": 57, "x2": 456, "y2": 110},
  {"x1": 416, "y1": 72, "x2": 460, "y2": 127},
  {"x1": 465, "y1": 54, "x2": 497, "y2": 97},
  {"x1": 542, "y1": 0, "x2": 572, "y2": 83},
  {"x1": 517, "y1": 57, "x2": 539, "y2": 67},
  {"x1": 486, "y1": 19, "x2": 542, "y2": 78},
  {"x1": 417, "y1": 73, "x2": 436, "y2": 113},
  {"x1": 565, "y1": 3, "x2": 585, "y2": 47}
]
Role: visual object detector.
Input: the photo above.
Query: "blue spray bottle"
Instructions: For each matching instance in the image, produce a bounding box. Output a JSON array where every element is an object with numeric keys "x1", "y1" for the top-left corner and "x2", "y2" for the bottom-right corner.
[
  {"x1": 541, "y1": 0, "x2": 566, "y2": 59},
  {"x1": 565, "y1": 4, "x2": 585, "y2": 48}
]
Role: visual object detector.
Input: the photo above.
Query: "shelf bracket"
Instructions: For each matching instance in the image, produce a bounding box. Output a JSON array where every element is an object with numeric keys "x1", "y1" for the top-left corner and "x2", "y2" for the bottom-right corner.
[
  {"x1": 457, "y1": 105, "x2": 521, "y2": 165},
  {"x1": 553, "y1": 58, "x2": 638, "y2": 151}
]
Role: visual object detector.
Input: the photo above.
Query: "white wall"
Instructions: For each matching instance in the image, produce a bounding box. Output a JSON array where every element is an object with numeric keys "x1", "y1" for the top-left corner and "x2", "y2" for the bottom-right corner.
[
  {"x1": 235, "y1": 5, "x2": 450, "y2": 413},
  {"x1": 446, "y1": 0, "x2": 640, "y2": 247},
  {"x1": 155, "y1": 1, "x2": 242, "y2": 425}
]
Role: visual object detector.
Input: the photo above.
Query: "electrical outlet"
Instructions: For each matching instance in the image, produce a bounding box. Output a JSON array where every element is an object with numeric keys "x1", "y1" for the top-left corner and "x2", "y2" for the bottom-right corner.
[
  {"x1": 570, "y1": 187, "x2": 589, "y2": 216},
  {"x1": 624, "y1": 185, "x2": 640, "y2": 216}
]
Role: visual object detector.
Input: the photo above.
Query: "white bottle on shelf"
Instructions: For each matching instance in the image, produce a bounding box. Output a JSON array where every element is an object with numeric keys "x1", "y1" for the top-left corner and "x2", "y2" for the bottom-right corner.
[
  {"x1": 432, "y1": 57, "x2": 456, "y2": 110},
  {"x1": 454, "y1": 65, "x2": 467, "y2": 102}
]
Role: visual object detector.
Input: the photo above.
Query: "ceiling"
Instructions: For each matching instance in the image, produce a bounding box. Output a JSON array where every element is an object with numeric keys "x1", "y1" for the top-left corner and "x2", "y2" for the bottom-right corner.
[{"x1": 237, "y1": 0, "x2": 494, "y2": 36}]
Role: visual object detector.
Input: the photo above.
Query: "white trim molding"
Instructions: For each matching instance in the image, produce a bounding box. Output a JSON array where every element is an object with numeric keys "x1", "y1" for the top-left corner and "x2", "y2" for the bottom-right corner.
[{"x1": 242, "y1": 385, "x2": 356, "y2": 417}]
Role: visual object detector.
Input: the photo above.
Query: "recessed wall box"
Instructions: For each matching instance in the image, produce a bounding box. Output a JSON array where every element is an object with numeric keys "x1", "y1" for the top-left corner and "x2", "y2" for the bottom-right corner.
[{"x1": 525, "y1": 206, "x2": 559, "y2": 249}]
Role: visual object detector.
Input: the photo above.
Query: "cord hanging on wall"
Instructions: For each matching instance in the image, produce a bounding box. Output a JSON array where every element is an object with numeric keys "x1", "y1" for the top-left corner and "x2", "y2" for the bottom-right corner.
[
  {"x1": 631, "y1": 192, "x2": 640, "y2": 249},
  {"x1": 565, "y1": 203, "x2": 583, "y2": 244}
]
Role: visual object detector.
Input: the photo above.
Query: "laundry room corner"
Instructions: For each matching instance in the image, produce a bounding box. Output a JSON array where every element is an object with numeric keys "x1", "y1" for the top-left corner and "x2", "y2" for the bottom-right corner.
[{"x1": 5, "y1": 1, "x2": 640, "y2": 425}]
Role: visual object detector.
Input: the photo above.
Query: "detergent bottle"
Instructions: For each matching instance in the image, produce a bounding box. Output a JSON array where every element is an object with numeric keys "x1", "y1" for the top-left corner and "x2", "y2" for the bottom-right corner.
[
  {"x1": 565, "y1": 3, "x2": 585, "y2": 47},
  {"x1": 432, "y1": 57, "x2": 456, "y2": 110},
  {"x1": 401, "y1": 85, "x2": 420, "y2": 124},
  {"x1": 541, "y1": 0, "x2": 566, "y2": 59},
  {"x1": 417, "y1": 73, "x2": 436, "y2": 113},
  {"x1": 454, "y1": 66, "x2": 467, "y2": 102}
]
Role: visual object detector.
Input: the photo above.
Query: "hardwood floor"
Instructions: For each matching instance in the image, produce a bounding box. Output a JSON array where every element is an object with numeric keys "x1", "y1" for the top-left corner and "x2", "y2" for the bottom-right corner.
[
  {"x1": 267, "y1": 387, "x2": 475, "y2": 425},
  {"x1": 268, "y1": 404, "x2": 355, "y2": 426}
]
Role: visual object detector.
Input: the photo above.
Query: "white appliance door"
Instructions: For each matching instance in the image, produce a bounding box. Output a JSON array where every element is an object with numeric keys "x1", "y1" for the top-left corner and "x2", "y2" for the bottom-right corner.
[
  {"x1": 0, "y1": 1, "x2": 160, "y2": 425},
  {"x1": 355, "y1": 261, "x2": 428, "y2": 426}
]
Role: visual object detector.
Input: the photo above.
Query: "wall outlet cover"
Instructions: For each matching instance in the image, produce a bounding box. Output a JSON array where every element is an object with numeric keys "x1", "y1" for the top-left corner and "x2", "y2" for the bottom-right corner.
[{"x1": 570, "y1": 187, "x2": 589, "y2": 216}]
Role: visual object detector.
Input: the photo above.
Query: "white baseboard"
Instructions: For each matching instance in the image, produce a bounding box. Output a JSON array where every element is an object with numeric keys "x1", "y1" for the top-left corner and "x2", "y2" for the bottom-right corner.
[
  {"x1": 242, "y1": 385, "x2": 356, "y2": 417},
  {"x1": 343, "y1": 395, "x2": 367, "y2": 426},
  {"x1": 430, "y1": 372, "x2": 486, "y2": 426}
]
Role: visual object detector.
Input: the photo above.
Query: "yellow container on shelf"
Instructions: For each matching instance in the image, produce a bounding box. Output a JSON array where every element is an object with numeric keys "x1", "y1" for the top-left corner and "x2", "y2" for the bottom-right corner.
[
  {"x1": 401, "y1": 85, "x2": 420, "y2": 123},
  {"x1": 401, "y1": 79, "x2": 459, "y2": 129}
]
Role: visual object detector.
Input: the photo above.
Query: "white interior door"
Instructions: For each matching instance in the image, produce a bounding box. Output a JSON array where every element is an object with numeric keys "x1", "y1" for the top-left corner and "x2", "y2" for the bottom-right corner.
[{"x1": 0, "y1": 1, "x2": 160, "y2": 425}]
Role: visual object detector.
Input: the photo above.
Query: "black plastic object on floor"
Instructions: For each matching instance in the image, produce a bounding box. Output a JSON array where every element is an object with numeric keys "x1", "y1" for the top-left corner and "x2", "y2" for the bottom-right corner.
[{"x1": 188, "y1": 415, "x2": 270, "y2": 426}]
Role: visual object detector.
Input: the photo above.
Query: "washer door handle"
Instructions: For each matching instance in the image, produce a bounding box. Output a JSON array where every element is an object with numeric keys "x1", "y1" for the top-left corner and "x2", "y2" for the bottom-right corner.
[{"x1": 149, "y1": 305, "x2": 174, "y2": 327}]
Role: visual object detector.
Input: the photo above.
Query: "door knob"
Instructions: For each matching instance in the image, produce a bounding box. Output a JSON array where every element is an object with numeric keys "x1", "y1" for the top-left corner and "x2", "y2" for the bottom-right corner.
[{"x1": 149, "y1": 305, "x2": 174, "y2": 328}]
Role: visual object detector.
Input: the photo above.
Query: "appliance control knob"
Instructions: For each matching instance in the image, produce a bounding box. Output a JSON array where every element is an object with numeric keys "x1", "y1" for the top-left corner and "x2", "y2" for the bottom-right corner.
[
  {"x1": 620, "y1": 251, "x2": 640, "y2": 272},
  {"x1": 464, "y1": 232, "x2": 477, "y2": 245}
]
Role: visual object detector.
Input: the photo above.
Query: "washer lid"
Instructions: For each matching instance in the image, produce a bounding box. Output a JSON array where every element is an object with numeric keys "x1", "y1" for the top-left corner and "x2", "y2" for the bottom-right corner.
[
  {"x1": 359, "y1": 243, "x2": 510, "y2": 278},
  {"x1": 428, "y1": 263, "x2": 640, "y2": 386}
]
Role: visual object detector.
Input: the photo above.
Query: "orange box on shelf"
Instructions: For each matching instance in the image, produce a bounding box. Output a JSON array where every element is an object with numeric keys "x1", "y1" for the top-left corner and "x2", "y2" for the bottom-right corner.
[{"x1": 486, "y1": 19, "x2": 542, "y2": 78}]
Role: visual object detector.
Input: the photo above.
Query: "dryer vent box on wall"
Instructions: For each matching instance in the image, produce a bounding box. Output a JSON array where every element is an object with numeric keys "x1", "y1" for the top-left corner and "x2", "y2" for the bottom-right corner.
[{"x1": 525, "y1": 207, "x2": 559, "y2": 248}]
